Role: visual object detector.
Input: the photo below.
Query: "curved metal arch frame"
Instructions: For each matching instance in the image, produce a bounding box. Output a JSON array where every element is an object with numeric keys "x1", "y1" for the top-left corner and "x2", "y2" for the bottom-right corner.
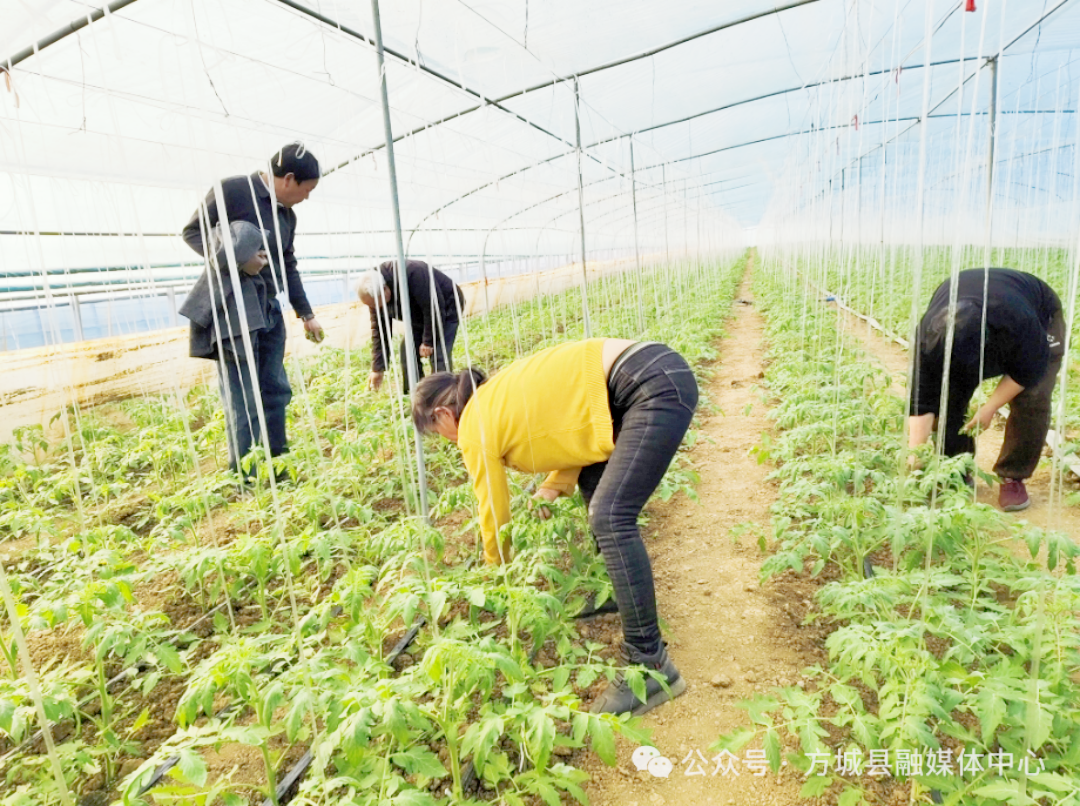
[{"x1": 405, "y1": 58, "x2": 990, "y2": 250}]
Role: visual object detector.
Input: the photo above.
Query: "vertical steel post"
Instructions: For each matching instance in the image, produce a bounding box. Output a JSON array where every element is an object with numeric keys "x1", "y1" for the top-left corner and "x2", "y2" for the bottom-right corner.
[
  {"x1": 985, "y1": 56, "x2": 999, "y2": 234},
  {"x1": 166, "y1": 287, "x2": 178, "y2": 328},
  {"x1": 370, "y1": 0, "x2": 428, "y2": 518},
  {"x1": 662, "y1": 163, "x2": 670, "y2": 263},
  {"x1": 573, "y1": 77, "x2": 592, "y2": 336},
  {"x1": 70, "y1": 293, "x2": 84, "y2": 342},
  {"x1": 629, "y1": 137, "x2": 645, "y2": 331}
]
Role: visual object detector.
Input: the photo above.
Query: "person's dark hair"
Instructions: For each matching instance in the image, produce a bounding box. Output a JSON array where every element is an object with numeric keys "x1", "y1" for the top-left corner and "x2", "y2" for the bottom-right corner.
[
  {"x1": 412, "y1": 368, "x2": 487, "y2": 432},
  {"x1": 271, "y1": 142, "x2": 320, "y2": 183}
]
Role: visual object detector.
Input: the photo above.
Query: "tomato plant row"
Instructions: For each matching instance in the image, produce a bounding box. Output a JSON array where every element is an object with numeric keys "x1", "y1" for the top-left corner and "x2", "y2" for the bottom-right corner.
[
  {"x1": 711, "y1": 263, "x2": 1080, "y2": 806},
  {"x1": 0, "y1": 256, "x2": 744, "y2": 806}
]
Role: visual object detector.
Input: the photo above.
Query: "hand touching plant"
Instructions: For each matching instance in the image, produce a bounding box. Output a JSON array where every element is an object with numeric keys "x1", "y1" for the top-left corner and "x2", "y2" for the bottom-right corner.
[{"x1": 530, "y1": 487, "x2": 560, "y2": 520}]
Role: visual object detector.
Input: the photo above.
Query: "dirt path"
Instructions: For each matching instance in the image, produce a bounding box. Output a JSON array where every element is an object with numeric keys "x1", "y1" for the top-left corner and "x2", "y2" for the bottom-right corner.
[
  {"x1": 582, "y1": 264, "x2": 822, "y2": 805},
  {"x1": 837, "y1": 311, "x2": 1080, "y2": 541}
]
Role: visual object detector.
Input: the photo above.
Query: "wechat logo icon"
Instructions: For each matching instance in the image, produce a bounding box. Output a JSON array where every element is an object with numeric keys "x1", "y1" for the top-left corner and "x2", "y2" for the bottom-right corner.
[{"x1": 633, "y1": 745, "x2": 673, "y2": 778}]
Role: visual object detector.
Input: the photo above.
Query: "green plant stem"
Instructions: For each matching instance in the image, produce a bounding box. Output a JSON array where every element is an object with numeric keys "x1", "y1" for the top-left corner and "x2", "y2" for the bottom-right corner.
[
  {"x1": 257, "y1": 699, "x2": 279, "y2": 806},
  {"x1": 0, "y1": 635, "x2": 18, "y2": 680}
]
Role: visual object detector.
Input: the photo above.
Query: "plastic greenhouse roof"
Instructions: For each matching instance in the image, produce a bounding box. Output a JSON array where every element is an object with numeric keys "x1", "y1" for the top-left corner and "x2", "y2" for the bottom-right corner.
[{"x1": 2, "y1": 0, "x2": 1079, "y2": 287}]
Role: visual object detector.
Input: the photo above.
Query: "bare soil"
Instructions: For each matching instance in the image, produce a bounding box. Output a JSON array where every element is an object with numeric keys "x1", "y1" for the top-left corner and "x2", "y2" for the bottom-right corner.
[{"x1": 582, "y1": 266, "x2": 827, "y2": 806}]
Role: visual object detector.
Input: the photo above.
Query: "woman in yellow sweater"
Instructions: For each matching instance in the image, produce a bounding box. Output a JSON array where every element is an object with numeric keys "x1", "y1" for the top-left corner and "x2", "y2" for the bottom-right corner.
[{"x1": 412, "y1": 338, "x2": 698, "y2": 716}]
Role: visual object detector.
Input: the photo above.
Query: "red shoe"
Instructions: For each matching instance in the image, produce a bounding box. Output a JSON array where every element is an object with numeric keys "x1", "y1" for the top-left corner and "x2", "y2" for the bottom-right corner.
[{"x1": 999, "y1": 479, "x2": 1030, "y2": 512}]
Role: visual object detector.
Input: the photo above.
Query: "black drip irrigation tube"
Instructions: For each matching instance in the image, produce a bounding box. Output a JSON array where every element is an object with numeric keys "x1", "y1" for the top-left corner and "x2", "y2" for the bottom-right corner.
[
  {"x1": 133, "y1": 612, "x2": 426, "y2": 801},
  {"x1": 256, "y1": 616, "x2": 428, "y2": 806},
  {"x1": 134, "y1": 605, "x2": 352, "y2": 797},
  {"x1": 0, "y1": 599, "x2": 230, "y2": 771},
  {"x1": 135, "y1": 699, "x2": 246, "y2": 795}
]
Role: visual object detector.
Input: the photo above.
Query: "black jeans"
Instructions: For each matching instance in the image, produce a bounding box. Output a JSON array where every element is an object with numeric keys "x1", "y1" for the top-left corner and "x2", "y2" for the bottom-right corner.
[
  {"x1": 940, "y1": 309, "x2": 1064, "y2": 480},
  {"x1": 217, "y1": 304, "x2": 292, "y2": 471},
  {"x1": 399, "y1": 319, "x2": 459, "y2": 394},
  {"x1": 577, "y1": 344, "x2": 698, "y2": 656}
]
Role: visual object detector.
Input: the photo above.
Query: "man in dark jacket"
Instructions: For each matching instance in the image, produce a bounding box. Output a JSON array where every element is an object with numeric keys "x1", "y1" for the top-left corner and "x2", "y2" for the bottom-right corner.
[
  {"x1": 358, "y1": 260, "x2": 465, "y2": 393},
  {"x1": 179, "y1": 142, "x2": 324, "y2": 473},
  {"x1": 909, "y1": 267, "x2": 1064, "y2": 511}
]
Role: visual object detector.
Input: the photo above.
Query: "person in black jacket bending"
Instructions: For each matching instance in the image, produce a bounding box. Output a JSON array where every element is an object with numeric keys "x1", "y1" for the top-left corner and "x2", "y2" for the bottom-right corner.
[
  {"x1": 179, "y1": 143, "x2": 325, "y2": 473},
  {"x1": 909, "y1": 268, "x2": 1064, "y2": 512},
  {"x1": 358, "y1": 260, "x2": 465, "y2": 393}
]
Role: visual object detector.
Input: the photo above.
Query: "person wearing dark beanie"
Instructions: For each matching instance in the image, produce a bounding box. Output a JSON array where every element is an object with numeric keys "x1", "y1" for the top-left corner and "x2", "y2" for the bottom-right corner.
[{"x1": 180, "y1": 142, "x2": 325, "y2": 478}]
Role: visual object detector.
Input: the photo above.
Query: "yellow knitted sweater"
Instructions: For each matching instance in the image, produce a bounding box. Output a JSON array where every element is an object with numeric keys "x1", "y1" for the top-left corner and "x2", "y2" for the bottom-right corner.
[{"x1": 457, "y1": 339, "x2": 615, "y2": 564}]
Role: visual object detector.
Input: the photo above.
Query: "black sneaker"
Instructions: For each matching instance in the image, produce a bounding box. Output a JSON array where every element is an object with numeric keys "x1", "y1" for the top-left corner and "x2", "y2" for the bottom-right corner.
[{"x1": 590, "y1": 642, "x2": 687, "y2": 716}]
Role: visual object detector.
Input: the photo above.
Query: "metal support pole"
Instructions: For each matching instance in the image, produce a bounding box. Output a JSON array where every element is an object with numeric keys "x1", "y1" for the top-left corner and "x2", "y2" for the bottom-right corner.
[
  {"x1": 573, "y1": 77, "x2": 592, "y2": 337},
  {"x1": 2, "y1": 0, "x2": 143, "y2": 71},
  {"x1": 480, "y1": 231, "x2": 493, "y2": 314},
  {"x1": 70, "y1": 293, "x2": 84, "y2": 342},
  {"x1": 166, "y1": 287, "x2": 178, "y2": 328},
  {"x1": 985, "y1": 57, "x2": 999, "y2": 233},
  {"x1": 370, "y1": 0, "x2": 429, "y2": 519},
  {"x1": 629, "y1": 137, "x2": 645, "y2": 331},
  {"x1": 630, "y1": 138, "x2": 642, "y2": 273},
  {"x1": 839, "y1": 168, "x2": 845, "y2": 245},
  {"x1": 662, "y1": 164, "x2": 670, "y2": 263}
]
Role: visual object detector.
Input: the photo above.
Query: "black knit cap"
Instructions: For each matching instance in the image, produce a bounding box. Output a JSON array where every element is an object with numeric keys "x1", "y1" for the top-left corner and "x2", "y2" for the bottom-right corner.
[{"x1": 271, "y1": 142, "x2": 320, "y2": 183}]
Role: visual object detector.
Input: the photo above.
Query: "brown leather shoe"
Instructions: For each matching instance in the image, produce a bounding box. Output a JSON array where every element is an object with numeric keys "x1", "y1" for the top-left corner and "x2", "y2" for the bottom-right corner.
[{"x1": 999, "y1": 479, "x2": 1030, "y2": 512}]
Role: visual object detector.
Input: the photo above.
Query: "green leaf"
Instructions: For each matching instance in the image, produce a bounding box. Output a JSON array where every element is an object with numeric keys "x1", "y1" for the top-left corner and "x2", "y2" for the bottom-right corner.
[
  {"x1": 391, "y1": 747, "x2": 448, "y2": 779},
  {"x1": 1028, "y1": 773, "x2": 1077, "y2": 793},
  {"x1": 709, "y1": 726, "x2": 755, "y2": 754},
  {"x1": 285, "y1": 689, "x2": 315, "y2": 743},
  {"x1": 799, "y1": 774, "x2": 832, "y2": 798},
  {"x1": 588, "y1": 716, "x2": 616, "y2": 766},
  {"x1": 462, "y1": 715, "x2": 503, "y2": 774},
  {"x1": 391, "y1": 789, "x2": 438, "y2": 806},
  {"x1": 480, "y1": 750, "x2": 513, "y2": 788},
  {"x1": 535, "y1": 781, "x2": 562, "y2": 806},
  {"x1": 155, "y1": 643, "x2": 183, "y2": 674},
  {"x1": 741, "y1": 695, "x2": 780, "y2": 727},
  {"x1": 221, "y1": 724, "x2": 271, "y2": 745},
  {"x1": 467, "y1": 587, "x2": 486, "y2": 607},
  {"x1": 626, "y1": 669, "x2": 646, "y2": 705},
  {"x1": 552, "y1": 666, "x2": 571, "y2": 692},
  {"x1": 764, "y1": 728, "x2": 782, "y2": 772},
  {"x1": 176, "y1": 747, "x2": 207, "y2": 787},
  {"x1": 526, "y1": 708, "x2": 555, "y2": 771},
  {"x1": 976, "y1": 685, "x2": 1007, "y2": 744},
  {"x1": 576, "y1": 667, "x2": 598, "y2": 689},
  {"x1": 972, "y1": 781, "x2": 1037, "y2": 805},
  {"x1": 384, "y1": 698, "x2": 412, "y2": 745},
  {"x1": 837, "y1": 787, "x2": 863, "y2": 806},
  {"x1": 572, "y1": 712, "x2": 589, "y2": 745},
  {"x1": 261, "y1": 681, "x2": 286, "y2": 720},
  {"x1": 131, "y1": 707, "x2": 151, "y2": 733},
  {"x1": 1026, "y1": 530, "x2": 1041, "y2": 559}
]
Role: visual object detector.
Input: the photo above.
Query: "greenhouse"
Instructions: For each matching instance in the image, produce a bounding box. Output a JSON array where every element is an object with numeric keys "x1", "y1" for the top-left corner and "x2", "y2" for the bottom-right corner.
[{"x1": 3, "y1": 0, "x2": 1080, "y2": 804}]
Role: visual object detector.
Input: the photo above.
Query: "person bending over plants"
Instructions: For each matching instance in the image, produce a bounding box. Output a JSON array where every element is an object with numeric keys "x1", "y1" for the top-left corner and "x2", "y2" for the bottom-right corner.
[
  {"x1": 357, "y1": 260, "x2": 466, "y2": 395},
  {"x1": 412, "y1": 338, "x2": 698, "y2": 716},
  {"x1": 908, "y1": 267, "x2": 1064, "y2": 512}
]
